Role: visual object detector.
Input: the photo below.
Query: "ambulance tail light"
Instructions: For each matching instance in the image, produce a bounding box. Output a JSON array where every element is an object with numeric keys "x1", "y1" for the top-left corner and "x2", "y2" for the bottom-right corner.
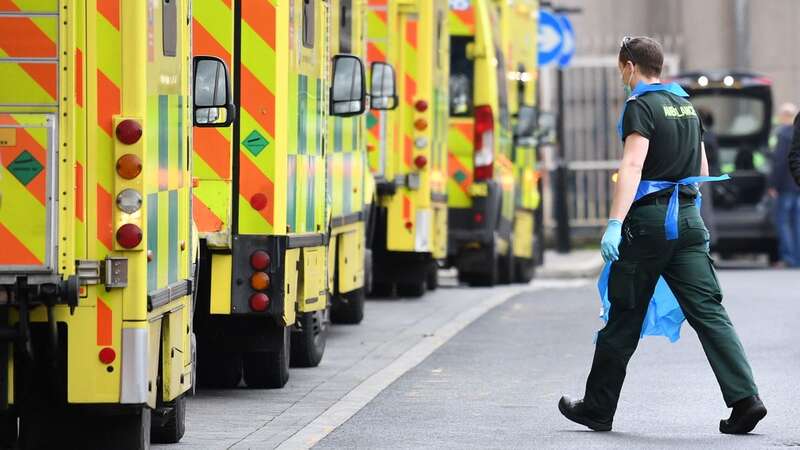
[
  {"x1": 116, "y1": 224, "x2": 143, "y2": 249},
  {"x1": 249, "y1": 293, "x2": 270, "y2": 312},
  {"x1": 116, "y1": 154, "x2": 143, "y2": 179},
  {"x1": 473, "y1": 104, "x2": 494, "y2": 181},
  {"x1": 250, "y1": 272, "x2": 270, "y2": 291},
  {"x1": 115, "y1": 119, "x2": 142, "y2": 145},
  {"x1": 250, "y1": 250, "x2": 271, "y2": 270},
  {"x1": 414, "y1": 100, "x2": 428, "y2": 112}
]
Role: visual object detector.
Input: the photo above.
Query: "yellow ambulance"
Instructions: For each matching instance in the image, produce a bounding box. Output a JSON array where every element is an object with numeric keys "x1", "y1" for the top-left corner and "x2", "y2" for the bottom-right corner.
[
  {"x1": 447, "y1": 0, "x2": 540, "y2": 285},
  {"x1": 0, "y1": 0, "x2": 232, "y2": 447},
  {"x1": 191, "y1": 0, "x2": 368, "y2": 389},
  {"x1": 366, "y1": 0, "x2": 450, "y2": 297}
]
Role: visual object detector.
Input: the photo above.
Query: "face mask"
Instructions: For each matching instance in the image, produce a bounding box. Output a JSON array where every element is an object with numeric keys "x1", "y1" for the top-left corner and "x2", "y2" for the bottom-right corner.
[{"x1": 623, "y1": 64, "x2": 635, "y2": 97}]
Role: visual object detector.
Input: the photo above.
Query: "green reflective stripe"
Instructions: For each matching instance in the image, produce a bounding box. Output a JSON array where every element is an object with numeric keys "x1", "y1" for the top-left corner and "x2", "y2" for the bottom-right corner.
[
  {"x1": 168, "y1": 190, "x2": 178, "y2": 283},
  {"x1": 158, "y1": 95, "x2": 169, "y2": 190},
  {"x1": 306, "y1": 158, "x2": 315, "y2": 231},
  {"x1": 316, "y1": 78, "x2": 323, "y2": 155},
  {"x1": 287, "y1": 155, "x2": 297, "y2": 231},
  {"x1": 177, "y1": 95, "x2": 183, "y2": 187},
  {"x1": 147, "y1": 193, "x2": 158, "y2": 292},
  {"x1": 298, "y1": 75, "x2": 308, "y2": 155},
  {"x1": 334, "y1": 116, "x2": 343, "y2": 153}
]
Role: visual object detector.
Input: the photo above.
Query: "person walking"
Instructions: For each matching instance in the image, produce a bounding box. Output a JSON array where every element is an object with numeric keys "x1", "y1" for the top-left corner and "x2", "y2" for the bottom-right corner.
[
  {"x1": 558, "y1": 36, "x2": 766, "y2": 434},
  {"x1": 768, "y1": 103, "x2": 800, "y2": 267}
]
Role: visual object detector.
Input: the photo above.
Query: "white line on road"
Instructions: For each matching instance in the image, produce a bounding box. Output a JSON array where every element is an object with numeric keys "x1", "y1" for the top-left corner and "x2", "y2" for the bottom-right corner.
[{"x1": 277, "y1": 279, "x2": 589, "y2": 450}]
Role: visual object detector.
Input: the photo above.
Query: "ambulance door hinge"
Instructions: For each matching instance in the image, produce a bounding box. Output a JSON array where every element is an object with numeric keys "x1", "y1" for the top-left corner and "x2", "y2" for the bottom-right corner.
[
  {"x1": 100, "y1": 257, "x2": 129, "y2": 289},
  {"x1": 76, "y1": 260, "x2": 102, "y2": 286}
]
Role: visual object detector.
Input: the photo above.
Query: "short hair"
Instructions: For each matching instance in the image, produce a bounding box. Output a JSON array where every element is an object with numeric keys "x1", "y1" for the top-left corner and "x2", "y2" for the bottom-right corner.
[
  {"x1": 618, "y1": 36, "x2": 664, "y2": 78},
  {"x1": 697, "y1": 107, "x2": 714, "y2": 128}
]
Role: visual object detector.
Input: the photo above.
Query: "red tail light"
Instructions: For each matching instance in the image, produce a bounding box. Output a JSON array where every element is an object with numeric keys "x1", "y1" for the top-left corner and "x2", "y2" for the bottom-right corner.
[
  {"x1": 414, "y1": 155, "x2": 427, "y2": 169},
  {"x1": 250, "y1": 193, "x2": 268, "y2": 211},
  {"x1": 474, "y1": 212, "x2": 484, "y2": 223},
  {"x1": 250, "y1": 250, "x2": 270, "y2": 270},
  {"x1": 116, "y1": 223, "x2": 143, "y2": 249},
  {"x1": 249, "y1": 293, "x2": 269, "y2": 312},
  {"x1": 414, "y1": 100, "x2": 428, "y2": 112},
  {"x1": 115, "y1": 119, "x2": 142, "y2": 145},
  {"x1": 473, "y1": 105, "x2": 494, "y2": 181},
  {"x1": 99, "y1": 347, "x2": 116, "y2": 365}
]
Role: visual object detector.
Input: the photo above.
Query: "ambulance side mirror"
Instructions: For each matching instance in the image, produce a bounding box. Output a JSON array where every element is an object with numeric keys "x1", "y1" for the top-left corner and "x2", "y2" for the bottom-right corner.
[
  {"x1": 536, "y1": 111, "x2": 557, "y2": 145},
  {"x1": 330, "y1": 54, "x2": 367, "y2": 117},
  {"x1": 193, "y1": 56, "x2": 235, "y2": 127},
  {"x1": 515, "y1": 105, "x2": 538, "y2": 139},
  {"x1": 370, "y1": 62, "x2": 398, "y2": 111}
]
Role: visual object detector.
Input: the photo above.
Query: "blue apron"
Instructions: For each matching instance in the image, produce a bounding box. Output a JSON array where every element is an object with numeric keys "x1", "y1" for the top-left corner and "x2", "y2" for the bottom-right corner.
[{"x1": 597, "y1": 82, "x2": 730, "y2": 342}]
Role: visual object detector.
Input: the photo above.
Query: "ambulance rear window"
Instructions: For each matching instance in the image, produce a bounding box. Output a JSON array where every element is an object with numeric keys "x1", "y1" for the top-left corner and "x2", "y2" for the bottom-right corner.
[
  {"x1": 449, "y1": 36, "x2": 474, "y2": 117},
  {"x1": 302, "y1": 0, "x2": 315, "y2": 49},
  {"x1": 163, "y1": 0, "x2": 177, "y2": 57},
  {"x1": 339, "y1": 0, "x2": 352, "y2": 53}
]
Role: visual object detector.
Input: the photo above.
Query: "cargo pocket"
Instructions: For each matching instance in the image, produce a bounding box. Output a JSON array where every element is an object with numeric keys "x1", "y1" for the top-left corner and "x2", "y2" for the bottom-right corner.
[
  {"x1": 705, "y1": 254, "x2": 723, "y2": 302},
  {"x1": 684, "y1": 215, "x2": 710, "y2": 248},
  {"x1": 608, "y1": 261, "x2": 637, "y2": 310}
]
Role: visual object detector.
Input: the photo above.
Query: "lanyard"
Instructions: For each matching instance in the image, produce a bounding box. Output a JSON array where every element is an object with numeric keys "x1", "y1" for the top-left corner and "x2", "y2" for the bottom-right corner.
[{"x1": 616, "y1": 81, "x2": 690, "y2": 139}]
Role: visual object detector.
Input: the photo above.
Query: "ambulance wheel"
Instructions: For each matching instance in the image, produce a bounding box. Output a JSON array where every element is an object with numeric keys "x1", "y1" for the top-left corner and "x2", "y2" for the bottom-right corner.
[
  {"x1": 0, "y1": 412, "x2": 17, "y2": 447},
  {"x1": 466, "y1": 248, "x2": 500, "y2": 287},
  {"x1": 369, "y1": 281, "x2": 394, "y2": 298},
  {"x1": 426, "y1": 262, "x2": 438, "y2": 291},
  {"x1": 397, "y1": 280, "x2": 425, "y2": 298},
  {"x1": 198, "y1": 349, "x2": 242, "y2": 389},
  {"x1": 498, "y1": 240, "x2": 515, "y2": 284},
  {"x1": 106, "y1": 406, "x2": 151, "y2": 450},
  {"x1": 151, "y1": 395, "x2": 186, "y2": 444},
  {"x1": 513, "y1": 257, "x2": 536, "y2": 283},
  {"x1": 243, "y1": 326, "x2": 290, "y2": 388},
  {"x1": 291, "y1": 309, "x2": 328, "y2": 367},
  {"x1": 331, "y1": 288, "x2": 365, "y2": 325}
]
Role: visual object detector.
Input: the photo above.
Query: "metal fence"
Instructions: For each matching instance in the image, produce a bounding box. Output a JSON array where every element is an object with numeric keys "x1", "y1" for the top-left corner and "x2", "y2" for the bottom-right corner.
[{"x1": 543, "y1": 55, "x2": 680, "y2": 243}]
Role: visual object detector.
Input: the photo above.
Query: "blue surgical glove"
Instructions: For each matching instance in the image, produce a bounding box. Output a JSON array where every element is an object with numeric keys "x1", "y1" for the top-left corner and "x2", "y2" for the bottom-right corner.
[{"x1": 600, "y1": 219, "x2": 623, "y2": 263}]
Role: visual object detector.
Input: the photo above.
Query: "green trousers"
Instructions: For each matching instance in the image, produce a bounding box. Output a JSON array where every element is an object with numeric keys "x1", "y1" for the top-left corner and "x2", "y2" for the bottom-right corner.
[{"x1": 584, "y1": 199, "x2": 758, "y2": 419}]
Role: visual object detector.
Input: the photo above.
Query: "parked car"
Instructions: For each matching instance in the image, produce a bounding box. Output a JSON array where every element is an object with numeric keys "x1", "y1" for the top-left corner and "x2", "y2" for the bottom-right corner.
[{"x1": 671, "y1": 71, "x2": 777, "y2": 261}]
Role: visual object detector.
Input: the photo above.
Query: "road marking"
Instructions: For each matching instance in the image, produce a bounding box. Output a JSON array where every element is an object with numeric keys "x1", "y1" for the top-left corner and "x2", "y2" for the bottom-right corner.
[{"x1": 277, "y1": 278, "x2": 589, "y2": 449}]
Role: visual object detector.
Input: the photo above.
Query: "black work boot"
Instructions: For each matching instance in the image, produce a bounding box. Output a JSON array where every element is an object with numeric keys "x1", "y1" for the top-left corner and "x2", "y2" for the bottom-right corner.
[
  {"x1": 558, "y1": 395, "x2": 613, "y2": 432},
  {"x1": 719, "y1": 395, "x2": 767, "y2": 434}
]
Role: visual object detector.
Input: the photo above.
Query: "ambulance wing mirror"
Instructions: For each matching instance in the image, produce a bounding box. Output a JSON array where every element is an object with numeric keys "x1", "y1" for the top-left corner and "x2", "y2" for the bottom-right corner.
[
  {"x1": 193, "y1": 56, "x2": 236, "y2": 127},
  {"x1": 536, "y1": 111, "x2": 557, "y2": 145},
  {"x1": 370, "y1": 62, "x2": 398, "y2": 111},
  {"x1": 515, "y1": 105, "x2": 538, "y2": 139},
  {"x1": 331, "y1": 54, "x2": 367, "y2": 117}
]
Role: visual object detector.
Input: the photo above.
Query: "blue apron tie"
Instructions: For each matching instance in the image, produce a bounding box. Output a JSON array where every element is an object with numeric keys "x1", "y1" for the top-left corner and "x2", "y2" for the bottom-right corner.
[
  {"x1": 617, "y1": 81, "x2": 690, "y2": 139},
  {"x1": 637, "y1": 175, "x2": 730, "y2": 240}
]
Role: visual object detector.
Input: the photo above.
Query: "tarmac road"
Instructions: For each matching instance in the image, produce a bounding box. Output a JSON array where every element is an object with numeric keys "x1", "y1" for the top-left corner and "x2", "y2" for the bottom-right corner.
[{"x1": 317, "y1": 268, "x2": 800, "y2": 449}]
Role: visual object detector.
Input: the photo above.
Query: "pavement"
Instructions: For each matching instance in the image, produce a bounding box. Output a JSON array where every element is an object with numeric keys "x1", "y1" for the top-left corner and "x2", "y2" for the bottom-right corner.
[
  {"x1": 537, "y1": 249, "x2": 604, "y2": 279},
  {"x1": 317, "y1": 268, "x2": 800, "y2": 449}
]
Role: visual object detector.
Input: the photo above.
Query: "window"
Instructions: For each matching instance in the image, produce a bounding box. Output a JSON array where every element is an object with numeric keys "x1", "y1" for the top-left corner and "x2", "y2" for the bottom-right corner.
[
  {"x1": 163, "y1": 0, "x2": 177, "y2": 57},
  {"x1": 449, "y1": 36, "x2": 474, "y2": 116},
  {"x1": 339, "y1": 0, "x2": 352, "y2": 53},
  {"x1": 494, "y1": 46, "x2": 510, "y2": 130},
  {"x1": 302, "y1": 0, "x2": 315, "y2": 49}
]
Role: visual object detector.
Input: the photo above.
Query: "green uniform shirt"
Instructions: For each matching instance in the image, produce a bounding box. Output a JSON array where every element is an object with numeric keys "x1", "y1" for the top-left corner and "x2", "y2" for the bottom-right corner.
[{"x1": 622, "y1": 90, "x2": 703, "y2": 182}]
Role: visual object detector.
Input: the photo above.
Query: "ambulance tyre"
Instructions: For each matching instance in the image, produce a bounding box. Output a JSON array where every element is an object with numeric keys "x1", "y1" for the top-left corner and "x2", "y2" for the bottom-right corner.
[
  {"x1": 151, "y1": 395, "x2": 186, "y2": 444},
  {"x1": 498, "y1": 238, "x2": 515, "y2": 285},
  {"x1": 0, "y1": 412, "x2": 17, "y2": 446},
  {"x1": 369, "y1": 281, "x2": 394, "y2": 298},
  {"x1": 331, "y1": 288, "x2": 365, "y2": 325},
  {"x1": 290, "y1": 310, "x2": 328, "y2": 368},
  {"x1": 397, "y1": 280, "x2": 426, "y2": 298},
  {"x1": 198, "y1": 348, "x2": 243, "y2": 389},
  {"x1": 514, "y1": 257, "x2": 536, "y2": 283},
  {"x1": 106, "y1": 406, "x2": 151, "y2": 450},
  {"x1": 426, "y1": 262, "x2": 438, "y2": 291},
  {"x1": 243, "y1": 326, "x2": 290, "y2": 388}
]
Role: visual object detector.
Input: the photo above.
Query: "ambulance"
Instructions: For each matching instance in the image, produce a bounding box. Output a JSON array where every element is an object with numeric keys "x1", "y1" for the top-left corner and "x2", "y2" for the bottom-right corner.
[
  {"x1": 191, "y1": 0, "x2": 369, "y2": 389},
  {"x1": 0, "y1": 0, "x2": 231, "y2": 447},
  {"x1": 447, "y1": 0, "x2": 537, "y2": 285},
  {"x1": 326, "y1": 0, "x2": 378, "y2": 324},
  {"x1": 366, "y1": 0, "x2": 450, "y2": 297}
]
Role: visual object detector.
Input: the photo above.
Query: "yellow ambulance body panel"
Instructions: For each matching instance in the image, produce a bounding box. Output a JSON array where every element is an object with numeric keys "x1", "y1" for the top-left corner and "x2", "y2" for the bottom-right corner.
[
  {"x1": 0, "y1": 0, "x2": 213, "y2": 446},
  {"x1": 498, "y1": 0, "x2": 542, "y2": 280},
  {"x1": 366, "y1": 0, "x2": 449, "y2": 296},
  {"x1": 191, "y1": 0, "x2": 369, "y2": 386},
  {"x1": 446, "y1": 0, "x2": 522, "y2": 286}
]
